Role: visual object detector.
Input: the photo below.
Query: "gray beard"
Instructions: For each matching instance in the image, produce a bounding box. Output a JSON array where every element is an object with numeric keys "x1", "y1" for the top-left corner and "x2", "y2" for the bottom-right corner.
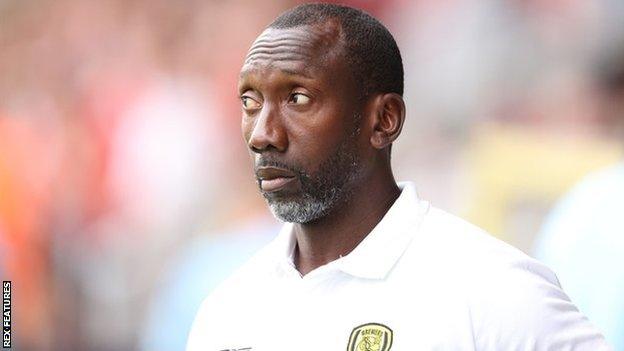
[
  {"x1": 260, "y1": 122, "x2": 362, "y2": 224},
  {"x1": 267, "y1": 193, "x2": 335, "y2": 224}
]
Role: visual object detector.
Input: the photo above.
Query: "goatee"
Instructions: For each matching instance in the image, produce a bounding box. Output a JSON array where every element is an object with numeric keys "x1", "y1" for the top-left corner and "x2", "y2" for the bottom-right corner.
[{"x1": 255, "y1": 124, "x2": 362, "y2": 223}]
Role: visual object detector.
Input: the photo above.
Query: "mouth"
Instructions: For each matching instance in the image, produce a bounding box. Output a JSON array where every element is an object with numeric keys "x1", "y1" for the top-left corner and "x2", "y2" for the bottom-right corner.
[
  {"x1": 259, "y1": 177, "x2": 296, "y2": 192},
  {"x1": 256, "y1": 166, "x2": 297, "y2": 193}
]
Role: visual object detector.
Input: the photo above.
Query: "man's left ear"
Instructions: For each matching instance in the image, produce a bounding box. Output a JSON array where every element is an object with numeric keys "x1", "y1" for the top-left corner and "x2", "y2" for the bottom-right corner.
[{"x1": 369, "y1": 93, "x2": 405, "y2": 149}]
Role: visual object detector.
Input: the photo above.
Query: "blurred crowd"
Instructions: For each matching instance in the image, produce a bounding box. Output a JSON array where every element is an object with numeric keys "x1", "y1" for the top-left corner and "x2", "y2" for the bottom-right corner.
[{"x1": 1, "y1": 0, "x2": 623, "y2": 350}]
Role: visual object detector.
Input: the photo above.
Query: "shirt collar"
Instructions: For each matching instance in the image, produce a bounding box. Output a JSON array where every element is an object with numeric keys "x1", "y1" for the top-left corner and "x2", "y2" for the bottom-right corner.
[
  {"x1": 338, "y1": 181, "x2": 428, "y2": 279},
  {"x1": 272, "y1": 181, "x2": 429, "y2": 280}
]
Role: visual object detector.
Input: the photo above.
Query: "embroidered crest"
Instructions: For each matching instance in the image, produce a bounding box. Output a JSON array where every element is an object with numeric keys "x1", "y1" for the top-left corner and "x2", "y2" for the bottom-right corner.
[{"x1": 346, "y1": 323, "x2": 393, "y2": 351}]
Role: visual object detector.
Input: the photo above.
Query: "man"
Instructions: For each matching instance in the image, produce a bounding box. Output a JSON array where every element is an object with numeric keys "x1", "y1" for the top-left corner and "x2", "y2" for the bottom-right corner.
[{"x1": 188, "y1": 4, "x2": 610, "y2": 350}]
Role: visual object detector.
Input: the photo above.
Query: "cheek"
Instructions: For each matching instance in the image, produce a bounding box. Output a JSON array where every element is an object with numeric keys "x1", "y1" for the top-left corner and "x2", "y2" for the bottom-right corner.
[
  {"x1": 241, "y1": 116, "x2": 253, "y2": 142},
  {"x1": 287, "y1": 119, "x2": 349, "y2": 170}
]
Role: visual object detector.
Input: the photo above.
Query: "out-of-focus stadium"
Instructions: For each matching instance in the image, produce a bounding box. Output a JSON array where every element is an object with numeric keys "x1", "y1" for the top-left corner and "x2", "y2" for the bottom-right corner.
[{"x1": 1, "y1": 0, "x2": 623, "y2": 350}]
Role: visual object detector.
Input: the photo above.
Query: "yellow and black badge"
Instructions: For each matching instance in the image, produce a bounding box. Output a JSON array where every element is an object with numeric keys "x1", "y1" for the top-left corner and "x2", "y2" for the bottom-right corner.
[{"x1": 346, "y1": 323, "x2": 393, "y2": 351}]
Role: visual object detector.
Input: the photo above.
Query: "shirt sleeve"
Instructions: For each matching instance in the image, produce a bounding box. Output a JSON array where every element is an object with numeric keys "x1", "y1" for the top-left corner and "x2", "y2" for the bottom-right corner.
[{"x1": 468, "y1": 258, "x2": 613, "y2": 351}]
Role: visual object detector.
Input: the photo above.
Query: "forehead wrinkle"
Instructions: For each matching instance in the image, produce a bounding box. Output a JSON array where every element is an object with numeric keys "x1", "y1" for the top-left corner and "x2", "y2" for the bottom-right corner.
[
  {"x1": 245, "y1": 24, "x2": 343, "y2": 61},
  {"x1": 247, "y1": 43, "x2": 305, "y2": 54},
  {"x1": 240, "y1": 24, "x2": 346, "y2": 82},
  {"x1": 246, "y1": 40, "x2": 313, "y2": 64},
  {"x1": 244, "y1": 54, "x2": 310, "y2": 66},
  {"x1": 252, "y1": 28, "x2": 311, "y2": 43},
  {"x1": 248, "y1": 35, "x2": 313, "y2": 49},
  {"x1": 240, "y1": 60, "x2": 313, "y2": 80},
  {"x1": 249, "y1": 31, "x2": 313, "y2": 50},
  {"x1": 251, "y1": 37, "x2": 311, "y2": 47},
  {"x1": 245, "y1": 48, "x2": 310, "y2": 61}
]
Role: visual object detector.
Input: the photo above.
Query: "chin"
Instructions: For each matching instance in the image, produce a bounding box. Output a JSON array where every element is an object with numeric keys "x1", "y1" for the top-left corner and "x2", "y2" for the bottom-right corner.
[{"x1": 267, "y1": 199, "x2": 331, "y2": 224}]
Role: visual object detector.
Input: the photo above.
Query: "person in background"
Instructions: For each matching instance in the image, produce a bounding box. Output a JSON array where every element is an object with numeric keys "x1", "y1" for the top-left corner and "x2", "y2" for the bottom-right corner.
[{"x1": 534, "y1": 40, "x2": 624, "y2": 350}]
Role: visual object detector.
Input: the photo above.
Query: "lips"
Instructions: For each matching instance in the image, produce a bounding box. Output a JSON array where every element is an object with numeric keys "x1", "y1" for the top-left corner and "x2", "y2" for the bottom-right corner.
[{"x1": 256, "y1": 166, "x2": 297, "y2": 192}]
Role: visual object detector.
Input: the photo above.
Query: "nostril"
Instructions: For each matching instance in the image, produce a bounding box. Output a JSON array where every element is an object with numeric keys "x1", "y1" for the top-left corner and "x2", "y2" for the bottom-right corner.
[{"x1": 250, "y1": 145, "x2": 263, "y2": 153}]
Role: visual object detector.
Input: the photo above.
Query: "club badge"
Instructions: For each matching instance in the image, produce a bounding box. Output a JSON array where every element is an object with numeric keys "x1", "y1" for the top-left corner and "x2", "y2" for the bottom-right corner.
[{"x1": 346, "y1": 322, "x2": 393, "y2": 351}]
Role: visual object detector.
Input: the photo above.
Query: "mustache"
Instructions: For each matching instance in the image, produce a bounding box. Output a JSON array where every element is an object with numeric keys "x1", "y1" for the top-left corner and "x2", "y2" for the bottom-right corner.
[{"x1": 254, "y1": 156, "x2": 303, "y2": 176}]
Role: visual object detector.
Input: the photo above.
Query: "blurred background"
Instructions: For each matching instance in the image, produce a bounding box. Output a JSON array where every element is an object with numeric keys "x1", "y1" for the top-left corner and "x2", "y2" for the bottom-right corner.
[{"x1": 1, "y1": 0, "x2": 623, "y2": 350}]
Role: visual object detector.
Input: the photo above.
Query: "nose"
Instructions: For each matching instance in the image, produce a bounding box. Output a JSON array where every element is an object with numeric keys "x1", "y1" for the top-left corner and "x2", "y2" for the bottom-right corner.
[{"x1": 245, "y1": 104, "x2": 287, "y2": 153}]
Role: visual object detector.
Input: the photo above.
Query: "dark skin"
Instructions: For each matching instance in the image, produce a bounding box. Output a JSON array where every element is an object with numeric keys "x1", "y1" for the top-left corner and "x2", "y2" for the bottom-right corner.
[{"x1": 239, "y1": 22, "x2": 406, "y2": 276}]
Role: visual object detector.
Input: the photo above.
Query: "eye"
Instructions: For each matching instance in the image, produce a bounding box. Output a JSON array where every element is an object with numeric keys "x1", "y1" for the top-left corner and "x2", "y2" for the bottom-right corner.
[
  {"x1": 241, "y1": 96, "x2": 261, "y2": 110},
  {"x1": 288, "y1": 93, "x2": 311, "y2": 105}
]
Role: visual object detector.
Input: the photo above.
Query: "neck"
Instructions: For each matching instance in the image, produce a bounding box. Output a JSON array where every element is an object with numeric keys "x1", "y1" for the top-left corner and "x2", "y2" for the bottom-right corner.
[{"x1": 293, "y1": 168, "x2": 400, "y2": 276}]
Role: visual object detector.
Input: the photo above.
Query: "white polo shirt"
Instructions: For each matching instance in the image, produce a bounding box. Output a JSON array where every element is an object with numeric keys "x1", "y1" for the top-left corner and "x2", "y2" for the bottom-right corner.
[{"x1": 187, "y1": 182, "x2": 610, "y2": 351}]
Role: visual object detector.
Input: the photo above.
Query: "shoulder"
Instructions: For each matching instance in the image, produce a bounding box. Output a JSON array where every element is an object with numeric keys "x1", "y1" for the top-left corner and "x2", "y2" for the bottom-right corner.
[
  {"x1": 412, "y1": 207, "x2": 610, "y2": 350},
  {"x1": 466, "y1": 255, "x2": 610, "y2": 350},
  {"x1": 186, "y1": 238, "x2": 281, "y2": 350},
  {"x1": 403, "y1": 206, "x2": 558, "y2": 292},
  {"x1": 415, "y1": 206, "x2": 537, "y2": 273}
]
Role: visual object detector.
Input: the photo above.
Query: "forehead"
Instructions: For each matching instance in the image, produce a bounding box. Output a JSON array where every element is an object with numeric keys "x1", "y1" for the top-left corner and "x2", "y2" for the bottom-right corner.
[{"x1": 240, "y1": 24, "x2": 344, "y2": 80}]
